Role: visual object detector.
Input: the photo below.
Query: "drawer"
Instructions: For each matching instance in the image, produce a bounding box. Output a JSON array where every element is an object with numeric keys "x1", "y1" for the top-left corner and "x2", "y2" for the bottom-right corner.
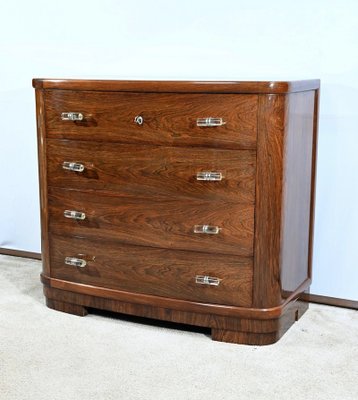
[
  {"x1": 48, "y1": 187, "x2": 254, "y2": 256},
  {"x1": 44, "y1": 91, "x2": 257, "y2": 149},
  {"x1": 47, "y1": 139, "x2": 256, "y2": 203},
  {"x1": 49, "y1": 234, "x2": 253, "y2": 307}
]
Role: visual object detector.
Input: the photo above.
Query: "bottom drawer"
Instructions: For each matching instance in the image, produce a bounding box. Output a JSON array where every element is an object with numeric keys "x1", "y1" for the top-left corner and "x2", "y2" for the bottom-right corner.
[{"x1": 49, "y1": 235, "x2": 253, "y2": 307}]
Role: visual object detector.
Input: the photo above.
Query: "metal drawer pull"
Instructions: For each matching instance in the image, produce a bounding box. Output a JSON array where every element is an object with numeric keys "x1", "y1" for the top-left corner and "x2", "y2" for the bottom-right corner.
[
  {"x1": 65, "y1": 257, "x2": 87, "y2": 268},
  {"x1": 61, "y1": 112, "x2": 84, "y2": 121},
  {"x1": 62, "y1": 162, "x2": 85, "y2": 172},
  {"x1": 195, "y1": 275, "x2": 221, "y2": 286},
  {"x1": 64, "y1": 210, "x2": 86, "y2": 220},
  {"x1": 196, "y1": 117, "x2": 226, "y2": 127},
  {"x1": 196, "y1": 171, "x2": 223, "y2": 181},
  {"x1": 193, "y1": 225, "x2": 221, "y2": 235}
]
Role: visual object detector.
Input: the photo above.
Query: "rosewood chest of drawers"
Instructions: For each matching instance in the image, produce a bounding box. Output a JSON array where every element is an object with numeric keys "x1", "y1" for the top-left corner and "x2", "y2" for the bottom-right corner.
[{"x1": 33, "y1": 79, "x2": 320, "y2": 345}]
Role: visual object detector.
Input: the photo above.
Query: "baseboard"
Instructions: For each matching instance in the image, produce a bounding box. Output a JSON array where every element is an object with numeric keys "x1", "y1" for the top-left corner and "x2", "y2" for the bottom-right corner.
[
  {"x1": 302, "y1": 293, "x2": 357, "y2": 310},
  {"x1": 0, "y1": 247, "x2": 41, "y2": 260},
  {"x1": 0, "y1": 248, "x2": 356, "y2": 310}
]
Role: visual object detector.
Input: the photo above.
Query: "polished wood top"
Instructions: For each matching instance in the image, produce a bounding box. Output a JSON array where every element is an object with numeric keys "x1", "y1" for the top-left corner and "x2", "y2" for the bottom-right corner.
[{"x1": 32, "y1": 78, "x2": 320, "y2": 93}]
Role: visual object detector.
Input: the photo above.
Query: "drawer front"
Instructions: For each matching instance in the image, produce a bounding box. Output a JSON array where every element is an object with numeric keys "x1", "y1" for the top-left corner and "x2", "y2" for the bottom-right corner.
[
  {"x1": 48, "y1": 188, "x2": 254, "y2": 256},
  {"x1": 49, "y1": 235, "x2": 253, "y2": 307},
  {"x1": 44, "y1": 91, "x2": 257, "y2": 149},
  {"x1": 47, "y1": 139, "x2": 256, "y2": 203}
]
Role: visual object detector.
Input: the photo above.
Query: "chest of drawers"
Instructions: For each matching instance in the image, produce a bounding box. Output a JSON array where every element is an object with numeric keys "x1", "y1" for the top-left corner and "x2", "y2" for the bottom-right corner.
[{"x1": 33, "y1": 79, "x2": 320, "y2": 345}]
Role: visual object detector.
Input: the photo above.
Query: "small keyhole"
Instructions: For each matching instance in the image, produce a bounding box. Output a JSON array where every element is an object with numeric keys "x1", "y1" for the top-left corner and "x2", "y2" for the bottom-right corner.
[{"x1": 134, "y1": 115, "x2": 144, "y2": 125}]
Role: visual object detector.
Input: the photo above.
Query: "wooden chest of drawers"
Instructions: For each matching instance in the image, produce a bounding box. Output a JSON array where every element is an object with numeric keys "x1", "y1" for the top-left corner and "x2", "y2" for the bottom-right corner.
[{"x1": 33, "y1": 79, "x2": 320, "y2": 345}]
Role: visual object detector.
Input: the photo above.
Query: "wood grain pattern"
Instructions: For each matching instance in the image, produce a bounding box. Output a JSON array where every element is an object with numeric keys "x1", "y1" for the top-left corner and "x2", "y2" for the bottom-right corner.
[
  {"x1": 44, "y1": 91, "x2": 258, "y2": 149},
  {"x1": 253, "y1": 94, "x2": 286, "y2": 308},
  {"x1": 47, "y1": 139, "x2": 256, "y2": 203},
  {"x1": 49, "y1": 234, "x2": 253, "y2": 307},
  {"x1": 253, "y1": 91, "x2": 317, "y2": 308},
  {"x1": 42, "y1": 273, "x2": 310, "y2": 320},
  {"x1": 43, "y1": 285, "x2": 309, "y2": 345},
  {"x1": 35, "y1": 89, "x2": 50, "y2": 275},
  {"x1": 34, "y1": 79, "x2": 320, "y2": 345},
  {"x1": 46, "y1": 298, "x2": 88, "y2": 316},
  {"x1": 33, "y1": 78, "x2": 320, "y2": 94},
  {"x1": 212, "y1": 300, "x2": 308, "y2": 344},
  {"x1": 12, "y1": 249, "x2": 353, "y2": 310},
  {"x1": 280, "y1": 91, "x2": 315, "y2": 294},
  {"x1": 48, "y1": 187, "x2": 254, "y2": 256}
]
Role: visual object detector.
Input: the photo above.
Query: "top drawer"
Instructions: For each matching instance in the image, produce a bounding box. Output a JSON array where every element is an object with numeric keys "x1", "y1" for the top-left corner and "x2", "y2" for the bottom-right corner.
[{"x1": 44, "y1": 91, "x2": 257, "y2": 149}]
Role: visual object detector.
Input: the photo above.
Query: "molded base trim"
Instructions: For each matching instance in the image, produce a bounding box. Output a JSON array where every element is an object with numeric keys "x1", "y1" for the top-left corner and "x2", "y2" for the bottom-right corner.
[
  {"x1": 43, "y1": 284, "x2": 308, "y2": 345},
  {"x1": 46, "y1": 298, "x2": 88, "y2": 316}
]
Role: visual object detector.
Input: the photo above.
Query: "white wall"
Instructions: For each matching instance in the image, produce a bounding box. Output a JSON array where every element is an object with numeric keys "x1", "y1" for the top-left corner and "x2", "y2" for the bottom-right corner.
[{"x1": 0, "y1": 0, "x2": 357, "y2": 300}]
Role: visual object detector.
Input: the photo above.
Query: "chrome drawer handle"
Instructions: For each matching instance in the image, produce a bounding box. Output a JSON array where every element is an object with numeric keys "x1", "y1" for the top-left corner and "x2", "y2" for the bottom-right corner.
[
  {"x1": 193, "y1": 225, "x2": 221, "y2": 234},
  {"x1": 65, "y1": 257, "x2": 87, "y2": 268},
  {"x1": 196, "y1": 171, "x2": 223, "y2": 181},
  {"x1": 61, "y1": 112, "x2": 84, "y2": 121},
  {"x1": 195, "y1": 275, "x2": 221, "y2": 286},
  {"x1": 64, "y1": 210, "x2": 86, "y2": 220},
  {"x1": 196, "y1": 117, "x2": 226, "y2": 127},
  {"x1": 62, "y1": 162, "x2": 85, "y2": 172}
]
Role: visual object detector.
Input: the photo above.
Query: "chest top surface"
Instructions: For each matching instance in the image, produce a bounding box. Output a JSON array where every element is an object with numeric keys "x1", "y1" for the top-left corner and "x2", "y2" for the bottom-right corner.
[{"x1": 32, "y1": 78, "x2": 320, "y2": 93}]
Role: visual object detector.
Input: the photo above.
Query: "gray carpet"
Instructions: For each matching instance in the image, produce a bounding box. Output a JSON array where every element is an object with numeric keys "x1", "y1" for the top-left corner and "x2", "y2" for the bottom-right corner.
[{"x1": 0, "y1": 254, "x2": 357, "y2": 400}]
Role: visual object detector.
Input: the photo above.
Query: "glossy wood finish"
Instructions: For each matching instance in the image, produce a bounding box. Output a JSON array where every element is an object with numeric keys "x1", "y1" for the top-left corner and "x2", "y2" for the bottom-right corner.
[
  {"x1": 34, "y1": 79, "x2": 320, "y2": 345},
  {"x1": 41, "y1": 272, "x2": 310, "y2": 319},
  {"x1": 281, "y1": 91, "x2": 315, "y2": 294},
  {"x1": 49, "y1": 235, "x2": 253, "y2": 307},
  {"x1": 33, "y1": 78, "x2": 320, "y2": 94},
  {"x1": 45, "y1": 91, "x2": 257, "y2": 149},
  {"x1": 253, "y1": 94, "x2": 286, "y2": 308},
  {"x1": 48, "y1": 187, "x2": 254, "y2": 256},
  {"x1": 211, "y1": 301, "x2": 308, "y2": 345},
  {"x1": 253, "y1": 91, "x2": 317, "y2": 308},
  {"x1": 46, "y1": 298, "x2": 88, "y2": 316},
  {"x1": 47, "y1": 139, "x2": 256, "y2": 203},
  {"x1": 35, "y1": 89, "x2": 50, "y2": 275},
  {"x1": 43, "y1": 283, "x2": 309, "y2": 345},
  {"x1": 6, "y1": 246, "x2": 354, "y2": 310}
]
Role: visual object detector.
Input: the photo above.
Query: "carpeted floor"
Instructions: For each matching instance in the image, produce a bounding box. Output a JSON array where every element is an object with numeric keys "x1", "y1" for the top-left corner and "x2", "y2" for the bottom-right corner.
[{"x1": 0, "y1": 255, "x2": 357, "y2": 400}]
